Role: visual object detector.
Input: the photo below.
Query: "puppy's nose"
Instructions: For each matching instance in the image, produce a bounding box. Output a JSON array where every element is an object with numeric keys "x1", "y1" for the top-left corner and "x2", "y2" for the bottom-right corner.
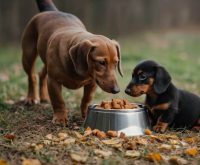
[
  {"x1": 125, "y1": 88, "x2": 131, "y2": 95},
  {"x1": 111, "y1": 86, "x2": 120, "y2": 94}
]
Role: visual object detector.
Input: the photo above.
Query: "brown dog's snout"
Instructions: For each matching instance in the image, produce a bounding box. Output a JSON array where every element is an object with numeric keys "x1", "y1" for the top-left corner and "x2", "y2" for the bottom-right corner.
[
  {"x1": 111, "y1": 85, "x2": 120, "y2": 94},
  {"x1": 96, "y1": 78, "x2": 120, "y2": 94}
]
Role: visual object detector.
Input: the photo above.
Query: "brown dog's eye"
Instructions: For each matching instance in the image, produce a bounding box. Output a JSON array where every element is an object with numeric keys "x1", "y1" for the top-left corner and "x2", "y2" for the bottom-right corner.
[{"x1": 98, "y1": 61, "x2": 106, "y2": 66}]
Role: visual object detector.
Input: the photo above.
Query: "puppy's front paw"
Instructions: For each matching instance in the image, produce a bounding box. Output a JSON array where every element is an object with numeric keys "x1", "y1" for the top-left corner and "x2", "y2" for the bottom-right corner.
[
  {"x1": 52, "y1": 111, "x2": 68, "y2": 126},
  {"x1": 153, "y1": 122, "x2": 168, "y2": 133},
  {"x1": 192, "y1": 126, "x2": 200, "y2": 132}
]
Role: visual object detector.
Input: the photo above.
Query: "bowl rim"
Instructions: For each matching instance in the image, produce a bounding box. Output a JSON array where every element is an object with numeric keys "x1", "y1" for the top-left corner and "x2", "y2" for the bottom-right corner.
[{"x1": 88, "y1": 103, "x2": 146, "y2": 113}]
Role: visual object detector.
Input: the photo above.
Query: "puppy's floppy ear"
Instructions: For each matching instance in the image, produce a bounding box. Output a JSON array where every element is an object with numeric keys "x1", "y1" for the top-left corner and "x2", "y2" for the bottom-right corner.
[
  {"x1": 154, "y1": 66, "x2": 171, "y2": 94},
  {"x1": 112, "y1": 40, "x2": 123, "y2": 77},
  {"x1": 69, "y1": 40, "x2": 96, "y2": 76}
]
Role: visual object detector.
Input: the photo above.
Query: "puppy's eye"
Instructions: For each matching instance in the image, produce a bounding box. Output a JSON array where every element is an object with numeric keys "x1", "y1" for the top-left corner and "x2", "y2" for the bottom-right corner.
[
  {"x1": 98, "y1": 61, "x2": 106, "y2": 66},
  {"x1": 139, "y1": 74, "x2": 147, "y2": 81}
]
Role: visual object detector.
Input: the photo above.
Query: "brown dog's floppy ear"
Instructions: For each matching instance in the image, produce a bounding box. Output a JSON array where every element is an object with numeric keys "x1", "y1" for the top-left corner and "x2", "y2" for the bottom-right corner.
[
  {"x1": 112, "y1": 40, "x2": 123, "y2": 77},
  {"x1": 69, "y1": 40, "x2": 96, "y2": 76},
  {"x1": 154, "y1": 66, "x2": 171, "y2": 94}
]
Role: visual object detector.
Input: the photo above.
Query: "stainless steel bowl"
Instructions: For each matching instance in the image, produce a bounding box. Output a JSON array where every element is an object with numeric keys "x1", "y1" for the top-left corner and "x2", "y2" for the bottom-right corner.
[{"x1": 83, "y1": 104, "x2": 150, "y2": 136}]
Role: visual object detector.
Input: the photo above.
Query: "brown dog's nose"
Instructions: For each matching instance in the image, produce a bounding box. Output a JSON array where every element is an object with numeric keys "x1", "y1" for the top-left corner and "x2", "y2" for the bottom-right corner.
[
  {"x1": 111, "y1": 86, "x2": 120, "y2": 94},
  {"x1": 125, "y1": 88, "x2": 131, "y2": 95}
]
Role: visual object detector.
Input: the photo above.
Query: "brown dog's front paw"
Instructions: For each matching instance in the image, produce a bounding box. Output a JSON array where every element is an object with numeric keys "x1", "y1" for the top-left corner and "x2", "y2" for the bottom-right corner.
[
  {"x1": 52, "y1": 111, "x2": 68, "y2": 126},
  {"x1": 153, "y1": 122, "x2": 168, "y2": 133},
  {"x1": 40, "y1": 98, "x2": 50, "y2": 104},
  {"x1": 82, "y1": 112, "x2": 87, "y2": 119},
  {"x1": 24, "y1": 97, "x2": 39, "y2": 105}
]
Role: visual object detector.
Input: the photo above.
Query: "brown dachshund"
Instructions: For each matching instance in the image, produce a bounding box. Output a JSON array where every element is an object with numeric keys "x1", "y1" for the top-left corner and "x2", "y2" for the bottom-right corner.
[
  {"x1": 21, "y1": 0, "x2": 123, "y2": 125},
  {"x1": 125, "y1": 60, "x2": 200, "y2": 133}
]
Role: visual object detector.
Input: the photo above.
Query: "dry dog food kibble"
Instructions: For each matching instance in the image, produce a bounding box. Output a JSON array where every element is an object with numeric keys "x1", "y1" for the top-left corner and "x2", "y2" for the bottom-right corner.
[{"x1": 98, "y1": 99, "x2": 139, "y2": 110}]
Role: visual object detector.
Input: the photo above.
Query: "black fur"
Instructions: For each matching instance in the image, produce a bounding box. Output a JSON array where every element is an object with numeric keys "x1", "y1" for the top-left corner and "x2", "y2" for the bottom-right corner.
[{"x1": 125, "y1": 60, "x2": 200, "y2": 130}]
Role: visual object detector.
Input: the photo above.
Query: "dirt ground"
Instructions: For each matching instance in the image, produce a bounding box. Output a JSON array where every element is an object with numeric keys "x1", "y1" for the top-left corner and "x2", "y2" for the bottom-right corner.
[{"x1": 0, "y1": 101, "x2": 200, "y2": 165}]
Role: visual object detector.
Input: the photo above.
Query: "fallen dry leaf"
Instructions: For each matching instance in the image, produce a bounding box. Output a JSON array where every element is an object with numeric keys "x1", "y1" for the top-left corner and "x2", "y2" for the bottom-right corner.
[
  {"x1": 158, "y1": 144, "x2": 172, "y2": 151},
  {"x1": 94, "y1": 149, "x2": 112, "y2": 158},
  {"x1": 43, "y1": 140, "x2": 51, "y2": 145},
  {"x1": 85, "y1": 127, "x2": 92, "y2": 131},
  {"x1": 63, "y1": 138, "x2": 76, "y2": 145},
  {"x1": 122, "y1": 141, "x2": 137, "y2": 150},
  {"x1": 4, "y1": 134, "x2": 16, "y2": 141},
  {"x1": 0, "y1": 159, "x2": 10, "y2": 165},
  {"x1": 180, "y1": 141, "x2": 189, "y2": 147},
  {"x1": 144, "y1": 128, "x2": 152, "y2": 135},
  {"x1": 84, "y1": 130, "x2": 92, "y2": 137},
  {"x1": 96, "y1": 131, "x2": 106, "y2": 139},
  {"x1": 74, "y1": 131, "x2": 83, "y2": 139},
  {"x1": 34, "y1": 144, "x2": 43, "y2": 151},
  {"x1": 107, "y1": 130, "x2": 118, "y2": 137},
  {"x1": 164, "y1": 134, "x2": 178, "y2": 140},
  {"x1": 22, "y1": 158, "x2": 41, "y2": 165},
  {"x1": 169, "y1": 139, "x2": 180, "y2": 145},
  {"x1": 102, "y1": 138, "x2": 121, "y2": 145},
  {"x1": 169, "y1": 156, "x2": 188, "y2": 165},
  {"x1": 70, "y1": 153, "x2": 88, "y2": 163},
  {"x1": 57, "y1": 132, "x2": 68, "y2": 140},
  {"x1": 83, "y1": 127, "x2": 93, "y2": 137},
  {"x1": 125, "y1": 150, "x2": 140, "y2": 158},
  {"x1": 149, "y1": 135, "x2": 163, "y2": 142},
  {"x1": 146, "y1": 153, "x2": 163, "y2": 162},
  {"x1": 185, "y1": 147, "x2": 198, "y2": 156},
  {"x1": 184, "y1": 137, "x2": 196, "y2": 144},
  {"x1": 135, "y1": 137, "x2": 148, "y2": 145},
  {"x1": 92, "y1": 129, "x2": 100, "y2": 135},
  {"x1": 45, "y1": 134, "x2": 53, "y2": 140}
]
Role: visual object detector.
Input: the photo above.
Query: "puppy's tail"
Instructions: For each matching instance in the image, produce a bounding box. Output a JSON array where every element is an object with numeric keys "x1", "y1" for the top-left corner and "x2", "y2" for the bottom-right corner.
[{"x1": 36, "y1": 0, "x2": 58, "y2": 12}]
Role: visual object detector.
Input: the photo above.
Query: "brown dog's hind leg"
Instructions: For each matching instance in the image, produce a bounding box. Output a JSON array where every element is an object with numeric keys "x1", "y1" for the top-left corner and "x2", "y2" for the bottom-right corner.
[
  {"x1": 22, "y1": 41, "x2": 39, "y2": 105},
  {"x1": 39, "y1": 65, "x2": 50, "y2": 103},
  {"x1": 81, "y1": 82, "x2": 97, "y2": 118},
  {"x1": 47, "y1": 77, "x2": 68, "y2": 126}
]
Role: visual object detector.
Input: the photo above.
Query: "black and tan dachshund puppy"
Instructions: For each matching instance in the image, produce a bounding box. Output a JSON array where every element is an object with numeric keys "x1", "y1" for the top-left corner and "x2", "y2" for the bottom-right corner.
[{"x1": 125, "y1": 60, "x2": 200, "y2": 133}]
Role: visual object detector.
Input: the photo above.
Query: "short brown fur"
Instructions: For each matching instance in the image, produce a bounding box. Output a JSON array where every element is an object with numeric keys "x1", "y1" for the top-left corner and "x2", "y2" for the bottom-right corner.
[{"x1": 22, "y1": 11, "x2": 122, "y2": 125}]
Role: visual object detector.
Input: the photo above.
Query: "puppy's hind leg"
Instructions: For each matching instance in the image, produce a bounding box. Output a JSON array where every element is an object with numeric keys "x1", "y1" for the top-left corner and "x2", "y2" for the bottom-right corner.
[
  {"x1": 22, "y1": 28, "x2": 39, "y2": 105},
  {"x1": 192, "y1": 118, "x2": 200, "y2": 132}
]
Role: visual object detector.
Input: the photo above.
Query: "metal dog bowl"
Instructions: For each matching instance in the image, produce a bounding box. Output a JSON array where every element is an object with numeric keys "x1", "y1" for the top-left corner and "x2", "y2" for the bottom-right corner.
[{"x1": 83, "y1": 103, "x2": 150, "y2": 136}]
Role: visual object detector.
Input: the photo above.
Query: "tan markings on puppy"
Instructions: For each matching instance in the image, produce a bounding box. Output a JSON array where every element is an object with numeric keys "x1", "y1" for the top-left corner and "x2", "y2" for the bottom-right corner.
[
  {"x1": 148, "y1": 78, "x2": 154, "y2": 85},
  {"x1": 130, "y1": 84, "x2": 151, "y2": 96},
  {"x1": 137, "y1": 70, "x2": 143, "y2": 75},
  {"x1": 131, "y1": 76, "x2": 155, "y2": 96},
  {"x1": 152, "y1": 102, "x2": 170, "y2": 111}
]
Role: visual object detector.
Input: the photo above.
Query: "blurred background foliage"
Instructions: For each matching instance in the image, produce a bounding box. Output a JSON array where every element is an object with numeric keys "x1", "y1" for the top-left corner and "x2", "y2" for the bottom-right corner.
[
  {"x1": 1, "y1": 0, "x2": 200, "y2": 45},
  {"x1": 0, "y1": 0, "x2": 200, "y2": 103}
]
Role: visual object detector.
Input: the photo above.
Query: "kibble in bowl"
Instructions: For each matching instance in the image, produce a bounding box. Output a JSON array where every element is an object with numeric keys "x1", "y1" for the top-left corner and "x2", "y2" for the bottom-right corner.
[
  {"x1": 98, "y1": 98, "x2": 139, "y2": 110},
  {"x1": 84, "y1": 99, "x2": 150, "y2": 136}
]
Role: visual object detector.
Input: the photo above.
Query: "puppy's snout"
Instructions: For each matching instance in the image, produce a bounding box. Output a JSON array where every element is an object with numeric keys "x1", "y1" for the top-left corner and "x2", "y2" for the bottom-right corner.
[
  {"x1": 125, "y1": 88, "x2": 131, "y2": 95},
  {"x1": 111, "y1": 85, "x2": 120, "y2": 94}
]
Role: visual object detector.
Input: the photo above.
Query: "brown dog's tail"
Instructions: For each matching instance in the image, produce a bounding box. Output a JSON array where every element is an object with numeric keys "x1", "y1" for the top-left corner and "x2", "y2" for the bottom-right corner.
[{"x1": 36, "y1": 0, "x2": 58, "y2": 12}]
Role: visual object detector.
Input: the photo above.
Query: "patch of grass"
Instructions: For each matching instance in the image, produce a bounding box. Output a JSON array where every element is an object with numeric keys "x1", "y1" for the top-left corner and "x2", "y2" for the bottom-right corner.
[{"x1": 0, "y1": 31, "x2": 200, "y2": 165}]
